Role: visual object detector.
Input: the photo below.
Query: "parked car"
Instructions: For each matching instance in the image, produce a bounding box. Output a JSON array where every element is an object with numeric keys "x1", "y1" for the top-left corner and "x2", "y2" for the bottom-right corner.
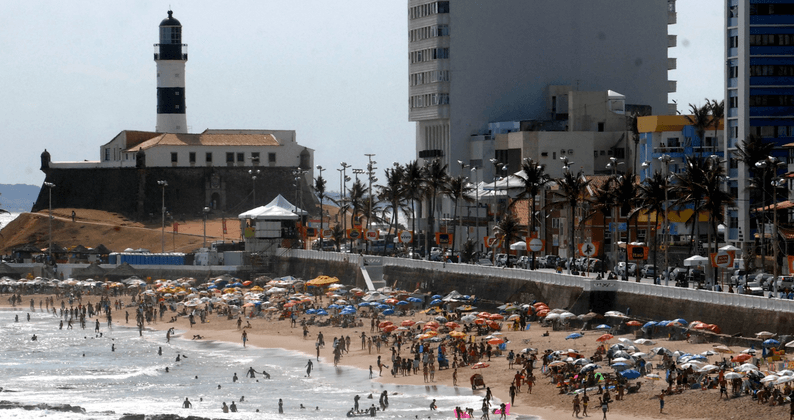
[
  {"x1": 587, "y1": 258, "x2": 604, "y2": 272},
  {"x1": 495, "y1": 253, "x2": 508, "y2": 267},
  {"x1": 640, "y1": 264, "x2": 657, "y2": 279},
  {"x1": 545, "y1": 255, "x2": 560, "y2": 268},
  {"x1": 613, "y1": 262, "x2": 637, "y2": 277},
  {"x1": 773, "y1": 276, "x2": 794, "y2": 291},
  {"x1": 687, "y1": 268, "x2": 704, "y2": 284}
]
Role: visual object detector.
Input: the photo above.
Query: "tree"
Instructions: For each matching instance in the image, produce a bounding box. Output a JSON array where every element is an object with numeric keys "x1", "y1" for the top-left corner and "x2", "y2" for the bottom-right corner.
[
  {"x1": 347, "y1": 178, "x2": 367, "y2": 232},
  {"x1": 587, "y1": 176, "x2": 618, "y2": 268},
  {"x1": 685, "y1": 102, "x2": 712, "y2": 149},
  {"x1": 612, "y1": 170, "x2": 639, "y2": 280},
  {"x1": 314, "y1": 175, "x2": 327, "y2": 242},
  {"x1": 672, "y1": 157, "x2": 709, "y2": 256},
  {"x1": 634, "y1": 171, "x2": 668, "y2": 281},
  {"x1": 377, "y1": 165, "x2": 409, "y2": 254},
  {"x1": 446, "y1": 175, "x2": 474, "y2": 256},
  {"x1": 402, "y1": 160, "x2": 425, "y2": 253},
  {"x1": 493, "y1": 213, "x2": 522, "y2": 266},
  {"x1": 709, "y1": 99, "x2": 724, "y2": 143},
  {"x1": 699, "y1": 157, "x2": 734, "y2": 279},
  {"x1": 549, "y1": 168, "x2": 591, "y2": 273},
  {"x1": 461, "y1": 239, "x2": 478, "y2": 264},
  {"x1": 511, "y1": 158, "x2": 551, "y2": 269},
  {"x1": 628, "y1": 109, "x2": 651, "y2": 174},
  {"x1": 330, "y1": 224, "x2": 345, "y2": 252},
  {"x1": 421, "y1": 159, "x2": 449, "y2": 256}
]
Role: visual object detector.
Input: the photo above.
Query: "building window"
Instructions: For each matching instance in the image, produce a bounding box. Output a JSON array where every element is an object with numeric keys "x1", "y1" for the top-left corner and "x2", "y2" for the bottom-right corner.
[
  {"x1": 269, "y1": 152, "x2": 276, "y2": 163},
  {"x1": 614, "y1": 148, "x2": 625, "y2": 159},
  {"x1": 729, "y1": 36, "x2": 738, "y2": 48},
  {"x1": 597, "y1": 122, "x2": 605, "y2": 132},
  {"x1": 171, "y1": 152, "x2": 178, "y2": 163},
  {"x1": 189, "y1": 152, "x2": 196, "y2": 163},
  {"x1": 206, "y1": 152, "x2": 212, "y2": 163},
  {"x1": 226, "y1": 152, "x2": 234, "y2": 163},
  {"x1": 251, "y1": 152, "x2": 260, "y2": 164},
  {"x1": 729, "y1": 65, "x2": 738, "y2": 78},
  {"x1": 236, "y1": 152, "x2": 244, "y2": 162},
  {"x1": 729, "y1": 96, "x2": 738, "y2": 108},
  {"x1": 104, "y1": 148, "x2": 110, "y2": 161}
]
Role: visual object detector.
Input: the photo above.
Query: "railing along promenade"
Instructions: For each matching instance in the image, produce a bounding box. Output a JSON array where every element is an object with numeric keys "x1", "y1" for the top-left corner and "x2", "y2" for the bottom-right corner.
[{"x1": 285, "y1": 249, "x2": 794, "y2": 313}]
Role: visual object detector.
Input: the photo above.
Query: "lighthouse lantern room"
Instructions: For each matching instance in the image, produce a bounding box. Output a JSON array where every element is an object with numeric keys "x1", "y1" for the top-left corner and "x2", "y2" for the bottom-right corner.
[{"x1": 154, "y1": 10, "x2": 188, "y2": 133}]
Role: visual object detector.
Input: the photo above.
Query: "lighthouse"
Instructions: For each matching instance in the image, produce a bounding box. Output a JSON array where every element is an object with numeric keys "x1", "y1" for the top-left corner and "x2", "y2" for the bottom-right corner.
[{"x1": 154, "y1": 10, "x2": 188, "y2": 133}]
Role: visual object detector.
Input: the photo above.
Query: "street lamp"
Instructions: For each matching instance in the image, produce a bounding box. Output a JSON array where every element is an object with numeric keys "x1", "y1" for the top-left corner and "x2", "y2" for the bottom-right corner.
[
  {"x1": 606, "y1": 157, "x2": 625, "y2": 279},
  {"x1": 365, "y1": 154, "x2": 377, "y2": 243},
  {"x1": 488, "y1": 159, "x2": 502, "y2": 264},
  {"x1": 772, "y1": 177, "x2": 786, "y2": 282},
  {"x1": 43, "y1": 182, "x2": 55, "y2": 266},
  {"x1": 471, "y1": 166, "x2": 480, "y2": 252},
  {"x1": 659, "y1": 155, "x2": 672, "y2": 285},
  {"x1": 755, "y1": 156, "x2": 785, "y2": 275},
  {"x1": 249, "y1": 169, "x2": 260, "y2": 207},
  {"x1": 457, "y1": 160, "x2": 470, "y2": 255},
  {"x1": 157, "y1": 180, "x2": 168, "y2": 253},
  {"x1": 203, "y1": 206, "x2": 211, "y2": 248}
]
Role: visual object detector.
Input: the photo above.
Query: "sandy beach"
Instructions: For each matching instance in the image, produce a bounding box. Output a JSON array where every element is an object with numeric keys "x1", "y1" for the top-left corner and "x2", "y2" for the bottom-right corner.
[{"x1": 6, "y1": 291, "x2": 790, "y2": 420}]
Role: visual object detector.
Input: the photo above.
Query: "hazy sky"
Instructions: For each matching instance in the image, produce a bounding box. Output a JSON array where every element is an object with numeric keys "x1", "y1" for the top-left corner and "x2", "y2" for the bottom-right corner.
[{"x1": 0, "y1": 0, "x2": 723, "y2": 189}]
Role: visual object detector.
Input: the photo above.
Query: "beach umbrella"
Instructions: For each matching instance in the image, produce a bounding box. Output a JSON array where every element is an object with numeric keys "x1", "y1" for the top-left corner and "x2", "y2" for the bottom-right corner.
[
  {"x1": 489, "y1": 313, "x2": 504, "y2": 321},
  {"x1": 644, "y1": 373, "x2": 661, "y2": 381},
  {"x1": 431, "y1": 294, "x2": 443, "y2": 299},
  {"x1": 377, "y1": 304, "x2": 391, "y2": 310},
  {"x1": 430, "y1": 299, "x2": 443, "y2": 306},
  {"x1": 642, "y1": 321, "x2": 657, "y2": 330},
  {"x1": 461, "y1": 314, "x2": 477, "y2": 323},
  {"x1": 580, "y1": 363, "x2": 600, "y2": 373},
  {"x1": 620, "y1": 369, "x2": 642, "y2": 380},
  {"x1": 605, "y1": 311, "x2": 626, "y2": 318},
  {"x1": 520, "y1": 348, "x2": 537, "y2": 354},
  {"x1": 698, "y1": 364, "x2": 719, "y2": 373},
  {"x1": 397, "y1": 300, "x2": 410, "y2": 306},
  {"x1": 724, "y1": 372, "x2": 743, "y2": 380},
  {"x1": 595, "y1": 324, "x2": 611, "y2": 330},
  {"x1": 611, "y1": 362, "x2": 629, "y2": 370},
  {"x1": 450, "y1": 331, "x2": 466, "y2": 338},
  {"x1": 756, "y1": 331, "x2": 776, "y2": 340},
  {"x1": 305, "y1": 309, "x2": 316, "y2": 314},
  {"x1": 566, "y1": 333, "x2": 584, "y2": 340},
  {"x1": 651, "y1": 347, "x2": 672, "y2": 356},
  {"x1": 383, "y1": 325, "x2": 397, "y2": 332},
  {"x1": 445, "y1": 322, "x2": 460, "y2": 329},
  {"x1": 776, "y1": 376, "x2": 794, "y2": 385},
  {"x1": 763, "y1": 339, "x2": 780, "y2": 347},
  {"x1": 740, "y1": 348, "x2": 757, "y2": 355},
  {"x1": 407, "y1": 297, "x2": 423, "y2": 303},
  {"x1": 737, "y1": 363, "x2": 759, "y2": 372},
  {"x1": 382, "y1": 309, "x2": 395, "y2": 315},
  {"x1": 435, "y1": 316, "x2": 448, "y2": 323},
  {"x1": 714, "y1": 345, "x2": 733, "y2": 354},
  {"x1": 401, "y1": 320, "x2": 416, "y2": 327},
  {"x1": 596, "y1": 334, "x2": 614, "y2": 342},
  {"x1": 777, "y1": 370, "x2": 794, "y2": 377},
  {"x1": 761, "y1": 374, "x2": 779, "y2": 384},
  {"x1": 612, "y1": 351, "x2": 631, "y2": 359},
  {"x1": 548, "y1": 360, "x2": 567, "y2": 367},
  {"x1": 632, "y1": 352, "x2": 648, "y2": 359},
  {"x1": 488, "y1": 338, "x2": 505, "y2": 346}
]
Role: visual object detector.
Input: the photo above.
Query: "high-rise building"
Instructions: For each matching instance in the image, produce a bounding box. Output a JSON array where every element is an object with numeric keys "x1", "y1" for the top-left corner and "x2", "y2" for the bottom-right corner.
[
  {"x1": 724, "y1": 1, "x2": 794, "y2": 247},
  {"x1": 408, "y1": 0, "x2": 677, "y2": 182}
]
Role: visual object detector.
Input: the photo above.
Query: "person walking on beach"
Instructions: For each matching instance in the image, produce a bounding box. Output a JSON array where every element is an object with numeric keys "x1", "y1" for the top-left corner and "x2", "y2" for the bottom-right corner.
[
  {"x1": 582, "y1": 392, "x2": 590, "y2": 417},
  {"x1": 481, "y1": 398, "x2": 490, "y2": 420},
  {"x1": 572, "y1": 394, "x2": 581, "y2": 417},
  {"x1": 278, "y1": 398, "x2": 284, "y2": 413},
  {"x1": 305, "y1": 359, "x2": 313, "y2": 377},
  {"x1": 600, "y1": 397, "x2": 609, "y2": 420},
  {"x1": 241, "y1": 330, "x2": 248, "y2": 348},
  {"x1": 182, "y1": 398, "x2": 192, "y2": 408},
  {"x1": 509, "y1": 384, "x2": 516, "y2": 406},
  {"x1": 659, "y1": 391, "x2": 665, "y2": 414},
  {"x1": 354, "y1": 394, "x2": 360, "y2": 411},
  {"x1": 453, "y1": 368, "x2": 458, "y2": 386}
]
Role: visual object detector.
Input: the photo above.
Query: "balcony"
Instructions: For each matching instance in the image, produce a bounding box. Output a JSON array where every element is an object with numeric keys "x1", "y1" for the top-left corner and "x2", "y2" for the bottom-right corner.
[
  {"x1": 419, "y1": 149, "x2": 443, "y2": 159},
  {"x1": 668, "y1": 35, "x2": 677, "y2": 48},
  {"x1": 668, "y1": 80, "x2": 677, "y2": 93},
  {"x1": 668, "y1": 11, "x2": 677, "y2": 25},
  {"x1": 668, "y1": 57, "x2": 677, "y2": 70},
  {"x1": 667, "y1": 103, "x2": 677, "y2": 115}
]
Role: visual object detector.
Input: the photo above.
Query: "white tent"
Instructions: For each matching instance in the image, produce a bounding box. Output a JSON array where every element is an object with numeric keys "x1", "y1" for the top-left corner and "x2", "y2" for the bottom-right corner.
[
  {"x1": 238, "y1": 194, "x2": 306, "y2": 220},
  {"x1": 683, "y1": 255, "x2": 708, "y2": 267}
]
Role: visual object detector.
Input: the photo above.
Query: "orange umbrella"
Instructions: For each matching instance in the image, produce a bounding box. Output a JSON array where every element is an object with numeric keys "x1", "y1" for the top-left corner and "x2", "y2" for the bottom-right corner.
[
  {"x1": 423, "y1": 324, "x2": 438, "y2": 331},
  {"x1": 383, "y1": 325, "x2": 398, "y2": 333},
  {"x1": 731, "y1": 354, "x2": 751, "y2": 363},
  {"x1": 385, "y1": 298, "x2": 399, "y2": 305},
  {"x1": 489, "y1": 314, "x2": 504, "y2": 320},
  {"x1": 533, "y1": 302, "x2": 547, "y2": 309},
  {"x1": 477, "y1": 312, "x2": 491, "y2": 318},
  {"x1": 596, "y1": 333, "x2": 614, "y2": 342},
  {"x1": 426, "y1": 321, "x2": 440, "y2": 328},
  {"x1": 474, "y1": 318, "x2": 486, "y2": 325},
  {"x1": 706, "y1": 324, "x2": 722, "y2": 334},
  {"x1": 445, "y1": 322, "x2": 460, "y2": 329},
  {"x1": 487, "y1": 321, "x2": 501, "y2": 331},
  {"x1": 626, "y1": 320, "x2": 642, "y2": 327},
  {"x1": 401, "y1": 320, "x2": 416, "y2": 327},
  {"x1": 379, "y1": 321, "x2": 394, "y2": 329},
  {"x1": 487, "y1": 338, "x2": 505, "y2": 346},
  {"x1": 536, "y1": 309, "x2": 550, "y2": 317},
  {"x1": 242, "y1": 281, "x2": 252, "y2": 287},
  {"x1": 450, "y1": 331, "x2": 466, "y2": 338}
]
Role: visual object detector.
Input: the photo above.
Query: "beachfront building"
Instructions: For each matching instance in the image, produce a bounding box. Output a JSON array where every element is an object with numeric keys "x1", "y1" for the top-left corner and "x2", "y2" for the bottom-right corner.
[
  {"x1": 725, "y1": 1, "x2": 794, "y2": 247},
  {"x1": 408, "y1": 0, "x2": 677, "y2": 249},
  {"x1": 408, "y1": 0, "x2": 676, "y2": 182}
]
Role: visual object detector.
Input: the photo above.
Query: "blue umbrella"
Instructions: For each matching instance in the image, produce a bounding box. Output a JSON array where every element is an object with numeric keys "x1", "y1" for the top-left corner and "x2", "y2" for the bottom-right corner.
[
  {"x1": 358, "y1": 302, "x2": 370, "y2": 307},
  {"x1": 674, "y1": 318, "x2": 687, "y2": 325},
  {"x1": 341, "y1": 310, "x2": 355, "y2": 315},
  {"x1": 377, "y1": 304, "x2": 391, "y2": 310},
  {"x1": 382, "y1": 309, "x2": 395, "y2": 315},
  {"x1": 657, "y1": 320, "x2": 670, "y2": 327},
  {"x1": 407, "y1": 297, "x2": 423, "y2": 303},
  {"x1": 595, "y1": 324, "x2": 611, "y2": 330},
  {"x1": 397, "y1": 301, "x2": 410, "y2": 306},
  {"x1": 463, "y1": 295, "x2": 471, "y2": 300},
  {"x1": 306, "y1": 309, "x2": 316, "y2": 314},
  {"x1": 611, "y1": 362, "x2": 629, "y2": 369},
  {"x1": 642, "y1": 321, "x2": 657, "y2": 329},
  {"x1": 566, "y1": 333, "x2": 583, "y2": 340},
  {"x1": 620, "y1": 369, "x2": 641, "y2": 380},
  {"x1": 432, "y1": 295, "x2": 443, "y2": 299},
  {"x1": 327, "y1": 304, "x2": 339, "y2": 309},
  {"x1": 763, "y1": 339, "x2": 780, "y2": 347},
  {"x1": 316, "y1": 309, "x2": 328, "y2": 316},
  {"x1": 430, "y1": 299, "x2": 442, "y2": 306},
  {"x1": 344, "y1": 305, "x2": 356, "y2": 312}
]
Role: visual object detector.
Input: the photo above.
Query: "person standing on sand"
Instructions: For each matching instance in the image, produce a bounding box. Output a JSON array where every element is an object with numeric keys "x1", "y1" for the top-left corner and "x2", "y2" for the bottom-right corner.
[
  {"x1": 600, "y1": 397, "x2": 609, "y2": 419},
  {"x1": 509, "y1": 384, "x2": 516, "y2": 405},
  {"x1": 659, "y1": 391, "x2": 665, "y2": 414},
  {"x1": 582, "y1": 392, "x2": 590, "y2": 416},
  {"x1": 241, "y1": 330, "x2": 248, "y2": 347},
  {"x1": 453, "y1": 368, "x2": 458, "y2": 386},
  {"x1": 305, "y1": 359, "x2": 313, "y2": 377}
]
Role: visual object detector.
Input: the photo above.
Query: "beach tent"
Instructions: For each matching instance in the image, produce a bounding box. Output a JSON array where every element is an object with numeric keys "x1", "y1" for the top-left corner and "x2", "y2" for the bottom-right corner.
[{"x1": 238, "y1": 194, "x2": 306, "y2": 220}]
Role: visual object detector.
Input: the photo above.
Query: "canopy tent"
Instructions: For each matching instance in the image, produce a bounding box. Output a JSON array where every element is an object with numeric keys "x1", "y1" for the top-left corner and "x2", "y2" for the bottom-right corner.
[
  {"x1": 238, "y1": 194, "x2": 306, "y2": 220},
  {"x1": 683, "y1": 255, "x2": 708, "y2": 267}
]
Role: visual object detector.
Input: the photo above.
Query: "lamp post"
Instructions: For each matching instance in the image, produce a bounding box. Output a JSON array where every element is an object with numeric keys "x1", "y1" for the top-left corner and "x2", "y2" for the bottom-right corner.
[
  {"x1": 471, "y1": 166, "x2": 480, "y2": 252},
  {"x1": 755, "y1": 156, "x2": 785, "y2": 275},
  {"x1": 249, "y1": 169, "x2": 260, "y2": 208},
  {"x1": 772, "y1": 177, "x2": 785, "y2": 282},
  {"x1": 457, "y1": 160, "x2": 470, "y2": 255},
  {"x1": 43, "y1": 182, "x2": 55, "y2": 265},
  {"x1": 365, "y1": 154, "x2": 377, "y2": 243},
  {"x1": 561, "y1": 158, "x2": 576, "y2": 274},
  {"x1": 157, "y1": 180, "x2": 168, "y2": 253},
  {"x1": 488, "y1": 159, "x2": 502, "y2": 264},
  {"x1": 203, "y1": 206, "x2": 210, "y2": 248},
  {"x1": 606, "y1": 157, "x2": 625, "y2": 277},
  {"x1": 659, "y1": 154, "x2": 672, "y2": 285}
]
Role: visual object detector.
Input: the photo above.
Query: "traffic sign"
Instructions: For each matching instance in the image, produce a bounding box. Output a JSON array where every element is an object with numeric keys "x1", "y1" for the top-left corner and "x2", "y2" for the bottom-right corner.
[
  {"x1": 347, "y1": 229, "x2": 361, "y2": 240},
  {"x1": 485, "y1": 236, "x2": 499, "y2": 248},
  {"x1": 579, "y1": 241, "x2": 596, "y2": 257},
  {"x1": 399, "y1": 231, "x2": 413, "y2": 243},
  {"x1": 320, "y1": 229, "x2": 333, "y2": 239},
  {"x1": 629, "y1": 245, "x2": 649, "y2": 260},
  {"x1": 436, "y1": 232, "x2": 452, "y2": 245},
  {"x1": 528, "y1": 238, "x2": 544, "y2": 252},
  {"x1": 365, "y1": 230, "x2": 378, "y2": 241}
]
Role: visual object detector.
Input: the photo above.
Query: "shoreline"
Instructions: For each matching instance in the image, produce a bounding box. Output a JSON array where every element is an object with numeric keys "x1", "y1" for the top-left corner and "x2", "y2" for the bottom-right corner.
[{"x1": 0, "y1": 295, "x2": 727, "y2": 420}]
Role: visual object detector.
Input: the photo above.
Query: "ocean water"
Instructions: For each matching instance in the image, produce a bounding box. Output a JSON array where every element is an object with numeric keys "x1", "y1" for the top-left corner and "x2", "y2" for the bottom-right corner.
[{"x1": 0, "y1": 308, "x2": 538, "y2": 420}]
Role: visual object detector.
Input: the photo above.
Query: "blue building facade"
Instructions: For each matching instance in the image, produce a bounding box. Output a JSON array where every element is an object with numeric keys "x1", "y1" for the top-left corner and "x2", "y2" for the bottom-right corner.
[{"x1": 725, "y1": 0, "x2": 794, "y2": 246}]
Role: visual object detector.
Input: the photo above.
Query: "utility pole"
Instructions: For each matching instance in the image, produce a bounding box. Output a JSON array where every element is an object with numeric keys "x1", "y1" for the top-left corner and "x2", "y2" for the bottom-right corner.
[
  {"x1": 157, "y1": 180, "x2": 168, "y2": 253},
  {"x1": 365, "y1": 154, "x2": 377, "y2": 252}
]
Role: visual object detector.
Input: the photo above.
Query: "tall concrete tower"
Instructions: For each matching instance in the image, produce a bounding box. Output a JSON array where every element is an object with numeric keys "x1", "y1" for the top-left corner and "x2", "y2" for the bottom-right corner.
[{"x1": 154, "y1": 10, "x2": 188, "y2": 133}]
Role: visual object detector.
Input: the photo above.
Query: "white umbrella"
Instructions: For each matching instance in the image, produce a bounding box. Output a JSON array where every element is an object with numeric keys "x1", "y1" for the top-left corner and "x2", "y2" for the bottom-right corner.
[
  {"x1": 684, "y1": 255, "x2": 708, "y2": 267},
  {"x1": 618, "y1": 338, "x2": 634, "y2": 345},
  {"x1": 634, "y1": 339, "x2": 656, "y2": 346},
  {"x1": 776, "y1": 376, "x2": 794, "y2": 385},
  {"x1": 738, "y1": 363, "x2": 759, "y2": 372},
  {"x1": 724, "y1": 372, "x2": 743, "y2": 380},
  {"x1": 761, "y1": 374, "x2": 779, "y2": 384},
  {"x1": 605, "y1": 311, "x2": 626, "y2": 318},
  {"x1": 697, "y1": 364, "x2": 719, "y2": 373},
  {"x1": 785, "y1": 341, "x2": 794, "y2": 349},
  {"x1": 777, "y1": 370, "x2": 794, "y2": 377},
  {"x1": 756, "y1": 331, "x2": 776, "y2": 339}
]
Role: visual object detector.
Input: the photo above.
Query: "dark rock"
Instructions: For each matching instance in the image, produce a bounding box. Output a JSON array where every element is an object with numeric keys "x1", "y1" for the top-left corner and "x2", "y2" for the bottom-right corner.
[{"x1": 0, "y1": 400, "x2": 85, "y2": 413}]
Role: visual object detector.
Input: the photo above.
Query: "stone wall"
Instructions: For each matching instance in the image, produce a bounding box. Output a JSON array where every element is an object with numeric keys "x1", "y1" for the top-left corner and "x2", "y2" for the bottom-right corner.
[{"x1": 32, "y1": 166, "x2": 318, "y2": 220}]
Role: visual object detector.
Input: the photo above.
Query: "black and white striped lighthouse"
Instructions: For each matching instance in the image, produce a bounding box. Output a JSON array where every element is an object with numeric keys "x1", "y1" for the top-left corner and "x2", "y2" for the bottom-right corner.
[{"x1": 154, "y1": 10, "x2": 188, "y2": 133}]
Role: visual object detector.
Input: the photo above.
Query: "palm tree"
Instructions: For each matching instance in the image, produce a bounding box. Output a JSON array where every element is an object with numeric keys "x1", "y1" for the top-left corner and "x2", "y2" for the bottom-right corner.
[
  {"x1": 314, "y1": 175, "x2": 327, "y2": 242},
  {"x1": 446, "y1": 175, "x2": 474, "y2": 256},
  {"x1": 511, "y1": 158, "x2": 551, "y2": 269},
  {"x1": 347, "y1": 178, "x2": 367, "y2": 231},
  {"x1": 402, "y1": 160, "x2": 425, "y2": 253},
  {"x1": 700, "y1": 157, "x2": 735, "y2": 279},
  {"x1": 377, "y1": 165, "x2": 409, "y2": 254},
  {"x1": 628, "y1": 109, "x2": 650, "y2": 173},
  {"x1": 587, "y1": 176, "x2": 618, "y2": 269},
  {"x1": 421, "y1": 158, "x2": 449, "y2": 256},
  {"x1": 685, "y1": 102, "x2": 712, "y2": 149},
  {"x1": 461, "y1": 238, "x2": 478, "y2": 264},
  {"x1": 612, "y1": 170, "x2": 639, "y2": 280},
  {"x1": 493, "y1": 213, "x2": 522, "y2": 266},
  {"x1": 709, "y1": 99, "x2": 724, "y2": 145},
  {"x1": 635, "y1": 171, "x2": 667, "y2": 281},
  {"x1": 550, "y1": 168, "x2": 591, "y2": 273},
  {"x1": 672, "y1": 157, "x2": 709, "y2": 255},
  {"x1": 330, "y1": 224, "x2": 345, "y2": 252}
]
